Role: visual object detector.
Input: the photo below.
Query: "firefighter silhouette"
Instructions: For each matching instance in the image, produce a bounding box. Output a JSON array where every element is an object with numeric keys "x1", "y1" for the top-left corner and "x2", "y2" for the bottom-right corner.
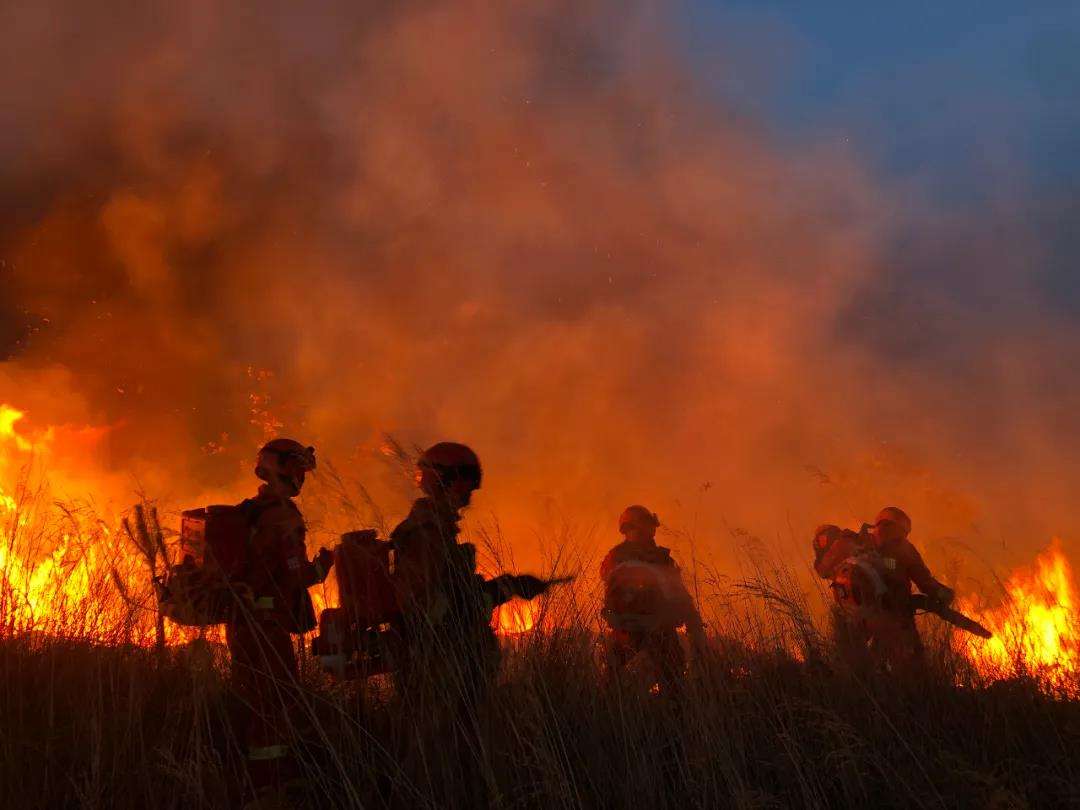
[
  {"x1": 814, "y1": 506, "x2": 955, "y2": 669},
  {"x1": 379, "y1": 442, "x2": 508, "y2": 804},
  {"x1": 226, "y1": 438, "x2": 332, "y2": 806},
  {"x1": 387, "y1": 442, "x2": 499, "y2": 705},
  {"x1": 305, "y1": 440, "x2": 567, "y2": 803},
  {"x1": 310, "y1": 440, "x2": 569, "y2": 689},
  {"x1": 601, "y1": 505, "x2": 705, "y2": 692}
]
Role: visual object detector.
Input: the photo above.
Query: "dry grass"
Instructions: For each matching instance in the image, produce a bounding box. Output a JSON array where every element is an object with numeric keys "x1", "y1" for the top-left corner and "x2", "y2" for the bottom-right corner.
[
  {"x1": 3, "y1": 613, "x2": 1079, "y2": 809},
  {"x1": 2, "y1": 483, "x2": 1079, "y2": 809}
]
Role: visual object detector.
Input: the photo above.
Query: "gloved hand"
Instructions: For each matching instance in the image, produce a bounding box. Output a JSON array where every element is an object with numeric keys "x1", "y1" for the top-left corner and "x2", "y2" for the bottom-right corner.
[
  {"x1": 314, "y1": 547, "x2": 335, "y2": 581},
  {"x1": 936, "y1": 585, "x2": 955, "y2": 606}
]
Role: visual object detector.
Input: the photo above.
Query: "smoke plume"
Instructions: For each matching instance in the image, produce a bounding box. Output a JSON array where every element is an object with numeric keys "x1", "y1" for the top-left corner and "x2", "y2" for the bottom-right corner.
[{"x1": 2, "y1": 0, "x2": 1077, "y2": 580}]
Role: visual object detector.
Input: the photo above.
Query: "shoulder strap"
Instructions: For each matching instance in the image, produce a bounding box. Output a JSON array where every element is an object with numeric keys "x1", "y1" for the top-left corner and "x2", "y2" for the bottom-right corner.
[
  {"x1": 237, "y1": 497, "x2": 269, "y2": 523},
  {"x1": 234, "y1": 497, "x2": 273, "y2": 584}
]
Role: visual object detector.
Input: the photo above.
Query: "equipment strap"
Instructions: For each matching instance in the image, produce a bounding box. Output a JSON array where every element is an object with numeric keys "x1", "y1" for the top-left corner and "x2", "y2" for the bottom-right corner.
[{"x1": 236, "y1": 497, "x2": 274, "y2": 587}]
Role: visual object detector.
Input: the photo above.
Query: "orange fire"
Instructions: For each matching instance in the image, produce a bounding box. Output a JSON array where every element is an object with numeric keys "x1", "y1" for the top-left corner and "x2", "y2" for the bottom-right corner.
[
  {"x1": 493, "y1": 598, "x2": 539, "y2": 636},
  {"x1": 958, "y1": 540, "x2": 1079, "y2": 689},
  {"x1": 0, "y1": 404, "x2": 158, "y2": 642},
  {"x1": 2, "y1": 401, "x2": 548, "y2": 646},
  {"x1": 0, "y1": 404, "x2": 44, "y2": 529},
  {"x1": 4, "y1": 402, "x2": 1080, "y2": 685}
]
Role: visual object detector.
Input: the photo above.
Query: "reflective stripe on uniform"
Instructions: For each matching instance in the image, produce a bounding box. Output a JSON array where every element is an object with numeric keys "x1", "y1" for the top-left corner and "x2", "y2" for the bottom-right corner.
[
  {"x1": 248, "y1": 744, "x2": 289, "y2": 761},
  {"x1": 254, "y1": 596, "x2": 275, "y2": 610}
]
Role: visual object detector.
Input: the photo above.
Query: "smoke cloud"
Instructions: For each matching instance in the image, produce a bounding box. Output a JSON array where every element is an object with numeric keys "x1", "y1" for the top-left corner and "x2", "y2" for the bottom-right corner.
[{"x1": 1, "y1": 0, "x2": 1077, "y2": 581}]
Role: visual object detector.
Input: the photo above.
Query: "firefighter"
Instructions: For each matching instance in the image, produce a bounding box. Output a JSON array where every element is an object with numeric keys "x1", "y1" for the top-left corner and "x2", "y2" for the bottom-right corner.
[
  {"x1": 814, "y1": 506, "x2": 954, "y2": 669},
  {"x1": 227, "y1": 438, "x2": 332, "y2": 807},
  {"x1": 384, "y1": 442, "x2": 502, "y2": 803},
  {"x1": 388, "y1": 441, "x2": 497, "y2": 703},
  {"x1": 601, "y1": 505, "x2": 705, "y2": 692}
]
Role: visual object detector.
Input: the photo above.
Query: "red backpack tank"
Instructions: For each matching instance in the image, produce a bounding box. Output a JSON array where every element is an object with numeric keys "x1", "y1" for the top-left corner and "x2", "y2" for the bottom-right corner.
[
  {"x1": 156, "y1": 500, "x2": 265, "y2": 627},
  {"x1": 332, "y1": 529, "x2": 399, "y2": 627},
  {"x1": 311, "y1": 530, "x2": 399, "y2": 678},
  {"x1": 180, "y1": 502, "x2": 262, "y2": 580}
]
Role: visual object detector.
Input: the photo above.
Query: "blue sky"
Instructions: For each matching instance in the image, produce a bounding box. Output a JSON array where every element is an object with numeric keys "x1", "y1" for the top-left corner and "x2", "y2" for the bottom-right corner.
[
  {"x1": 688, "y1": 2, "x2": 1080, "y2": 182},
  {"x1": 683, "y1": 1, "x2": 1080, "y2": 312}
]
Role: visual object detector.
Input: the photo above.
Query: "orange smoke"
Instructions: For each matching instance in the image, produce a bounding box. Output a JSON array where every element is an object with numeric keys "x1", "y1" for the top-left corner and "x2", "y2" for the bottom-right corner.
[{"x1": 3, "y1": 1, "x2": 1079, "y2": 567}]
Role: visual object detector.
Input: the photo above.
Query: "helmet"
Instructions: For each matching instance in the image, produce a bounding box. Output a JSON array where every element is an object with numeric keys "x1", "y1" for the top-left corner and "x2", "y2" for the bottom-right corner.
[
  {"x1": 813, "y1": 524, "x2": 843, "y2": 555},
  {"x1": 417, "y1": 442, "x2": 482, "y2": 501},
  {"x1": 618, "y1": 505, "x2": 660, "y2": 535},
  {"x1": 256, "y1": 438, "x2": 316, "y2": 496},
  {"x1": 874, "y1": 506, "x2": 912, "y2": 537}
]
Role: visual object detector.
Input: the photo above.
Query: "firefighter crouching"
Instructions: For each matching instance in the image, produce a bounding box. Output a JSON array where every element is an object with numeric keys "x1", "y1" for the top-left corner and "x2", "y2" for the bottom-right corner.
[
  {"x1": 601, "y1": 505, "x2": 705, "y2": 692},
  {"x1": 814, "y1": 506, "x2": 955, "y2": 669},
  {"x1": 227, "y1": 439, "x2": 332, "y2": 804}
]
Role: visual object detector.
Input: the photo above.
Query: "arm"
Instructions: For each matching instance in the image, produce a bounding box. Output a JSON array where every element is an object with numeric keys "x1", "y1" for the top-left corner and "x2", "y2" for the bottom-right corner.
[
  {"x1": 667, "y1": 565, "x2": 708, "y2": 653},
  {"x1": 904, "y1": 542, "x2": 953, "y2": 604},
  {"x1": 600, "y1": 550, "x2": 618, "y2": 582},
  {"x1": 658, "y1": 556, "x2": 704, "y2": 632},
  {"x1": 294, "y1": 545, "x2": 333, "y2": 588},
  {"x1": 251, "y1": 503, "x2": 330, "y2": 591}
]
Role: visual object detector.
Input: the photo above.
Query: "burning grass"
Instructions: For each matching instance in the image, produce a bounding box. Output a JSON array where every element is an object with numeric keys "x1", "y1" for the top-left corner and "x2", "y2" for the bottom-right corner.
[
  {"x1": 3, "y1": 411, "x2": 1080, "y2": 807},
  {"x1": 960, "y1": 541, "x2": 1080, "y2": 692},
  {"x1": 2, "y1": 535, "x2": 1080, "y2": 807}
]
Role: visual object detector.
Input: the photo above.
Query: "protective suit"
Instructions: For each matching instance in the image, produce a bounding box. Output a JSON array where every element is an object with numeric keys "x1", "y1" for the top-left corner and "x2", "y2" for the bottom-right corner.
[
  {"x1": 814, "y1": 507, "x2": 953, "y2": 669},
  {"x1": 601, "y1": 505, "x2": 704, "y2": 692},
  {"x1": 388, "y1": 443, "x2": 499, "y2": 705},
  {"x1": 225, "y1": 439, "x2": 331, "y2": 806}
]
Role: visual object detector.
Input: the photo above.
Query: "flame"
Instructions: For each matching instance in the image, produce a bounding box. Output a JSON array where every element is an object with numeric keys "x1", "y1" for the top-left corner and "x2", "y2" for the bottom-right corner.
[
  {"x1": 5, "y1": 402, "x2": 1080, "y2": 687},
  {"x1": 959, "y1": 539, "x2": 1080, "y2": 689},
  {"x1": 0, "y1": 403, "x2": 159, "y2": 643},
  {"x1": 0, "y1": 404, "x2": 36, "y2": 515},
  {"x1": 493, "y1": 599, "x2": 538, "y2": 636},
  {"x1": 0, "y1": 405, "x2": 35, "y2": 453}
]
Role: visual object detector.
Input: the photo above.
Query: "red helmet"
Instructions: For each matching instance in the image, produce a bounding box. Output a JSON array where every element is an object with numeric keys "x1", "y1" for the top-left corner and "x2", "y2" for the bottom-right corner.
[
  {"x1": 874, "y1": 506, "x2": 912, "y2": 537},
  {"x1": 256, "y1": 438, "x2": 316, "y2": 496},
  {"x1": 417, "y1": 442, "x2": 482, "y2": 500},
  {"x1": 618, "y1": 505, "x2": 660, "y2": 535},
  {"x1": 813, "y1": 524, "x2": 843, "y2": 554}
]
